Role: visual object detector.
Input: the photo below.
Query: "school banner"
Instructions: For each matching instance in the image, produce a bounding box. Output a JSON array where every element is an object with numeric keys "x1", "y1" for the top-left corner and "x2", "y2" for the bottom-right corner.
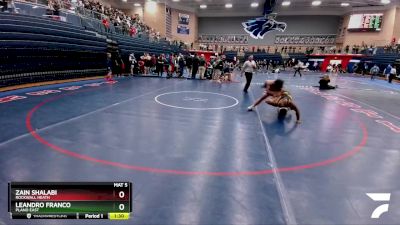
[
  {"x1": 198, "y1": 34, "x2": 249, "y2": 45},
  {"x1": 177, "y1": 25, "x2": 190, "y2": 35},
  {"x1": 274, "y1": 35, "x2": 336, "y2": 46},
  {"x1": 178, "y1": 13, "x2": 190, "y2": 25}
]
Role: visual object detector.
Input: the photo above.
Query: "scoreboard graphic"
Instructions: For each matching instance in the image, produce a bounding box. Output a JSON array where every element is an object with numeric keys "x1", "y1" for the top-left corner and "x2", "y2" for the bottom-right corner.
[
  {"x1": 348, "y1": 13, "x2": 383, "y2": 32},
  {"x1": 8, "y1": 182, "x2": 132, "y2": 220}
]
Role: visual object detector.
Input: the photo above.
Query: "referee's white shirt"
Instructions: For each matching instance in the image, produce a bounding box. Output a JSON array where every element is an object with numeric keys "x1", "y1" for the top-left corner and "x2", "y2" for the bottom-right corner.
[{"x1": 243, "y1": 60, "x2": 256, "y2": 73}]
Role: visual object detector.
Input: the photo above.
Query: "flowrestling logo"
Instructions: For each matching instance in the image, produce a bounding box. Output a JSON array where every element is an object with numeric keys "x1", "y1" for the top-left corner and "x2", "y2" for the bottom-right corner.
[
  {"x1": 366, "y1": 193, "x2": 391, "y2": 219},
  {"x1": 0, "y1": 81, "x2": 117, "y2": 104}
]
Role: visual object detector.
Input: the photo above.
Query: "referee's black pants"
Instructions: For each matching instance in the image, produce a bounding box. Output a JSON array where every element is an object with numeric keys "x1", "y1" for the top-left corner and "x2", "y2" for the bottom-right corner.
[
  {"x1": 294, "y1": 68, "x2": 302, "y2": 77},
  {"x1": 244, "y1": 72, "x2": 253, "y2": 92},
  {"x1": 388, "y1": 74, "x2": 395, "y2": 83}
]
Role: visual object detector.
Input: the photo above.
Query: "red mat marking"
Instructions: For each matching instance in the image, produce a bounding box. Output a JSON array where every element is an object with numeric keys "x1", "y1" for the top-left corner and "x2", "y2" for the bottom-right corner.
[{"x1": 25, "y1": 91, "x2": 368, "y2": 177}]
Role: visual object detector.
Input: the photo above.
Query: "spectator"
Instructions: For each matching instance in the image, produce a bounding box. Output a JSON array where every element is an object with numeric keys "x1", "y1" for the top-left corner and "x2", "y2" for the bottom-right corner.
[
  {"x1": 326, "y1": 64, "x2": 333, "y2": 73},
  {"x1": 362, "y1": 62, "x2": 368, "y2": 76},
  {"x1": 338, "y1": 64, "x2": 345, "y2": 73},
  {"x1": 151, "y1": 54, "x2": 157, "y2": 74},
  {"x1": 1, "y1": 0, "x2": 16, "y2": 13},
  {"x1": 53, "y1": 0, "x2": 60, "y2": 16},
  {"x1": 166, "y1": 54, "x2": 175, "y2": 79},
  {"x1": 389, "y1": 66, "x2": 397, "y2": 83},
  {"x1": 198, "y1": 54, "x2": 206, "y2": 80},
  {"x1": 156, "y1": 55, "x2": 164, "y2": 77},
  {"x1": 112, "y1": 51, "x2": 122, "y2": 76},
  {"x1": 313, "y1": 61, "x2": 319, "y2": 71},
  {"x1": 213, "y1": 56, "x2": 224, "y2": 81},
  {"x1": 352, "y1": 63, "x2": 359, "y2": 74},
  {"x1": 80, "y1": 0, "x2": 164, "y2": 40},
  {"x1": 370, "y1": 64, "x2": 380, "y2": 80},
  {"x1": 105, "y1": 53, "x2": 114, "y2": 81},
  {"x1": 163, "y1": 54, "x2": 170, "y2": 77},
  {"x1": 384, "y1": 64, "x2": 392, "y2": 80},
  {"x1": 191, "y1": 54, "x2": 200, "y2": 79},
  {"x1": 144, "y1": 53, "x2": 151, "y2": 75},
  {"x1": 175, "y1": 54, "x2": 184, "y2": 78},
  {"x1": 102, "y1": 16, "x2": 110, "y2": 33},
  {"x1": 129, "y1": 52, "x2": 136, "y2": 76},
  {"x1": 0, "y1": 0, "x2": 8, "y2": 12},
  {"x1": 186, "y1": 55, "x2": 193, "y2": 76},
  {"x1": 138, "y1": 56, "x2": 145, "y2": 74}
]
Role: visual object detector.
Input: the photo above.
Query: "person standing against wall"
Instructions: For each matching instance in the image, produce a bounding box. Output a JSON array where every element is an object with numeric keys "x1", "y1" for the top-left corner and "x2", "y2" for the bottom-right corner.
[
  {"x1": 384, "y1": 64, "x2": 392, "y2": 80},
  {"x1": 389, "y1": 66, "x2": 397, "y2": 83},
  {"x1": 156, "y1": 55, "x2": 164, "y2": 77},
  {"x1": 186, "y1": 55, "x2": 193, "y2": 77},
  {"x1": 129, "y1": 52, "x2": 136, "y2": 76},
  {"x1": 213, "y1": 56, "x2": 224, "y2": 81},
  {"x1": 198, "y1": 54, "x2": 206, "y2": 80},
  {"x1": 191, "y1": 54, "x2": 200, "y2": 79},
  {"x1": 178, "y1": 54, "x2": 186, "y2": 78},
  {"x1": 370, "y1": 64, "x2": 379, "y2": 80},
  {"x1": 242, "y1": 55, "x2": 257, "y2": 93}
]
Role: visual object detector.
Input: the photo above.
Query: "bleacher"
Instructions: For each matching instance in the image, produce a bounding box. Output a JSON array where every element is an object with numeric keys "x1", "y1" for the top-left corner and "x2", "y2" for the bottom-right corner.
[
  {"x1": 0, "y1": 10, "x2": 185, "y2": 87},
  {"x1": 107, "y1": 33, "x2": 178, "y2": 57},
  {"x1": 0, "y1": 13, "x2": 107, "y2": 87},
  {"x1": 288, "y1": 53, "x2": 308, "y2": 63},
  {"x1": 223, "y1": 51, "x2": 238, "y2": 60},
  {"x1": 360, "y1": 53, "x2": 400, "y2": 72},
  {"x1": 244, "y1": 52, "x2": 283, "y2": 63}
]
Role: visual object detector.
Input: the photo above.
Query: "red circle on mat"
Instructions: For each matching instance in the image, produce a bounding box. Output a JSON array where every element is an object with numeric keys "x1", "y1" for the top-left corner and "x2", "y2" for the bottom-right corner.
[{"x1": 25, "y1": 91, "x2": 368, "y2": 177}]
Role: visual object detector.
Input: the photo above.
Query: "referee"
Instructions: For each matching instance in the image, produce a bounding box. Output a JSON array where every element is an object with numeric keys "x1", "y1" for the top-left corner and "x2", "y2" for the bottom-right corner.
[
  {"x1": 242, "y1": 55, "x2": 257, "y2": 93},
  {"x1": 293, "y1": 60, "x2": 303, "y2": 77}
]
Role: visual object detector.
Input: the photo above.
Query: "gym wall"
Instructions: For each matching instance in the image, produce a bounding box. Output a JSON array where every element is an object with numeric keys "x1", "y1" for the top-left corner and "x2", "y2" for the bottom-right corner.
[
  {"x1": 341, "y1": 7, "x2": 400, "y2": 47},
  {"x1": 143, "y1": 2, "x2": 167, "y2": 36},
  {"x1": 121, "y1": 7, "x2": 144, "y2": 21},
  {"x1": 171, "y1": 9, "x2": 198, "y2": 45},
  {"x1": 198, "y1": 16, "x2": 340, "y2": 45}
]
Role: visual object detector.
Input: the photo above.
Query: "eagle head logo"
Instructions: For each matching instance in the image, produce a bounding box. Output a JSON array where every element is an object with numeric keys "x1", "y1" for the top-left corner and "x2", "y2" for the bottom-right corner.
[
  {"x1": 243, "y1": 0, "x2": 287, "y2": 39},
  {"x1": 242, "y1": 17, "x2": 287, "y2": 39}
]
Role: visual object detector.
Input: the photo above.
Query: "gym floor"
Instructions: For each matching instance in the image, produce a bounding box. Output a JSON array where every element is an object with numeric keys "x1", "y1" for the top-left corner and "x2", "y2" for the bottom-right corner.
[{"x1": 0, "y1": 71, "x2": 399, "y2": 225}]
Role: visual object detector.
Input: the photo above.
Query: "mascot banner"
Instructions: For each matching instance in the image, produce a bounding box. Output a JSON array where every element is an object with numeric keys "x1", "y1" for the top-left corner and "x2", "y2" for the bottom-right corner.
[{"x1": 243, "y1": 0, "x2": 287, "y2": 39}]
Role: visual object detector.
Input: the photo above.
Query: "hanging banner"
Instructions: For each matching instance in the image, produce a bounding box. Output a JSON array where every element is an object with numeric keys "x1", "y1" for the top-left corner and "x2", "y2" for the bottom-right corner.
[
  {"x1": 274, "y1": 35, "x2": 336, "y2": 45},
  {"x1": 177, "y1": 25, "x2": 190, "y2": 35},
  {"x1": 198, "y1": 34, "x2": 249, "y2": 45},
  {"x1": 178, "y1": 13, "x2": 190, "y2": 25}
]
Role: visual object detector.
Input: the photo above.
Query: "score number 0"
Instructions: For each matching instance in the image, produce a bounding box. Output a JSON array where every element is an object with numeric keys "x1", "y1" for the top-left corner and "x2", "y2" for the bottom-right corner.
[{"x1": 118, "y1": 191, "x2": 125, "y2": 211}]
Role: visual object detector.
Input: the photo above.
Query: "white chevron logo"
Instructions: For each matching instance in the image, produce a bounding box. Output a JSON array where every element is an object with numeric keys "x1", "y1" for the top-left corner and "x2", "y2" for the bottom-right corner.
[{"x1": 366, "y1": 193, "x2": 391, "y2": 219}]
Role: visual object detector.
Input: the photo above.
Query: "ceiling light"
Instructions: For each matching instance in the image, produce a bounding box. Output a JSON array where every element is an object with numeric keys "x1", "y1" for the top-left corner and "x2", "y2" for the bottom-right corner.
[
  {"x1": 134, "y1": 3, "x2": 141, "y2": 6},
  {"x1": 225, "y1": 3, "x2": 233, "y2": 8},
  {"x1": 122, "y1": 0, "x2": 127, "y2": 2},
  {"x1": 200, "y1": 4, "x2": 207, "y2": 9},
  {"x1": 251, "y1": 2, "x2": 259, "y2": 7},
  {"x1": 341, "y1": 2, "x2": 349, "y2": 6},
  {"x1": 282, "y1": 1, "x2": 291, "y2": 6},
  {"x1": 312, "y1": 1, "x2": 321, "y2": 6},
  {"x1": 381, "y1": 0, "x2": 390, "y2": 4},
  {"x1": 172, "y1": 0, "x2": 180, "y2": 2},
  {"x1": 145, "y1": 1, "x2": 157, "y2": 13}
]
